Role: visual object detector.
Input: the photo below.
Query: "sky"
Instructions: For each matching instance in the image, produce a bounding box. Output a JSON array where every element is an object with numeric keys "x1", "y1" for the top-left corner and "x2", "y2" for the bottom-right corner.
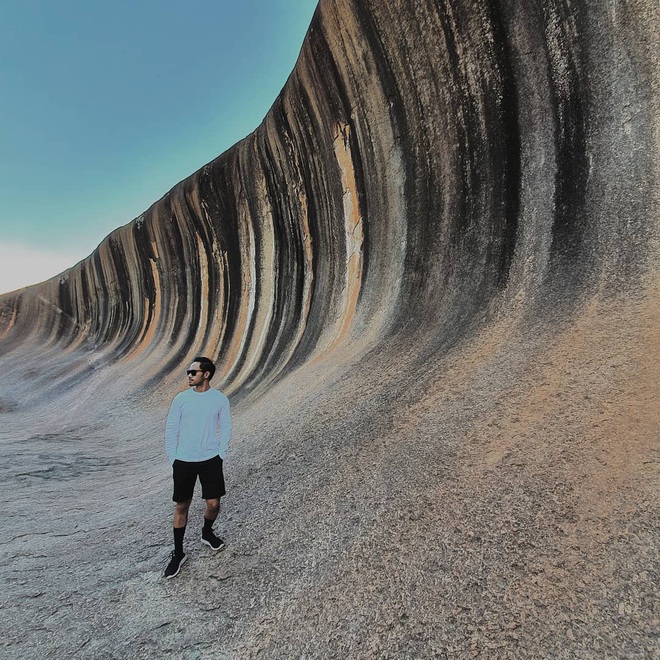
[{"x1": 0, "y1": 0, "x2": 318, "y2": 294}]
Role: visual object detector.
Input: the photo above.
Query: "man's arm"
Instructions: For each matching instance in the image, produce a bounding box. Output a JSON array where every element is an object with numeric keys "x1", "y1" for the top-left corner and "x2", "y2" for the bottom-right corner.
[
  {"x1": 217, "y1": 397, "x2": 232, "y2": 460},
  {"x1": 164, "y1": 395, "x2": 182, "y2": 464}
]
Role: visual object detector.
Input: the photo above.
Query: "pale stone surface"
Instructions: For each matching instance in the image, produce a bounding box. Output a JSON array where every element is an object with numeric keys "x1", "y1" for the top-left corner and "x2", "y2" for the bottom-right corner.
[{"x1": 0, "y1": 0, "x2": 658, "y2": 657}]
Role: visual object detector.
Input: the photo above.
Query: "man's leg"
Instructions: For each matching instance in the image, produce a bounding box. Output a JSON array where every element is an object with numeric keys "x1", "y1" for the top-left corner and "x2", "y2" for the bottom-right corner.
[
  {"x1": 199, "y1": 456, "x2": 226, "y2": 551},
  {"x1": 164, "y1": 499, "x2": 192, "y2": 578},
  {"x1": 203, "y1": 497, "x2": 220, "y2": 536},
  {"x1": 201, "y1": 497, "x2": 225, "y2": 550},
  {"x1": 165, "y1": 460, "x2": 196, "y2": 578},
  {"x1": 174, "y1": 499, "x2": 192, "y2": 555},
  {"x1": 204, "y1": 497, "x2": 220, "y2": 525}
]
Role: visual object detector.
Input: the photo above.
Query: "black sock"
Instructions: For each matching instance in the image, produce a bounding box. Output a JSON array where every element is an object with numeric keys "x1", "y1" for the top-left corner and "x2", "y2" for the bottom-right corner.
[
  {"x1": 203, "y1": 517, "x2": 215, "y2": 534},
  {"x1": 174, "y1": 526, "x2": 185, "y2": 556}
]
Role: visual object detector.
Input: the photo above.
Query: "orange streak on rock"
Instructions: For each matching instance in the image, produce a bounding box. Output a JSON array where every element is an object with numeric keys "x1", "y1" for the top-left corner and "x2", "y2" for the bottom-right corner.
[
  {"x1": 324, "y1": 122, "x2": 364, "y2": 353},
  {"x1": 297, "y1": 188, "x2": 314, "y2": 330},
  {"x1": 0, "y1": 304, "x2": 18, "y2": 341},
  {"x1": 192, "y1": 232, "x2": 210, "y2": 353}
]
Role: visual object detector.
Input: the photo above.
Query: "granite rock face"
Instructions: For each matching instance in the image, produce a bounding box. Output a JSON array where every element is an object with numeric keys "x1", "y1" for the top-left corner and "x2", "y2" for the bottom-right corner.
[
  {"x1": 0, "y1": 1, "x2": 658, "y2": 657},
  {"x1": 1, "y1": 0, "x2": 654, "y2": 404}
]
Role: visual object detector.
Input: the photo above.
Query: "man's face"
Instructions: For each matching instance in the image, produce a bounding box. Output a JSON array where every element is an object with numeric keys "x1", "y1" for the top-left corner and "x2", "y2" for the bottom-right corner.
[{"x1": 187, "y1": 361, "x2": 207, "y2": 387}]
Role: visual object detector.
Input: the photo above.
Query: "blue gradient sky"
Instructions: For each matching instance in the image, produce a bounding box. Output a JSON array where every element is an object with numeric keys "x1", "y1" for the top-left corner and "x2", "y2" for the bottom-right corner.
[{"x1": 0, "y1": 0, "x2": 318, "y2": 293}]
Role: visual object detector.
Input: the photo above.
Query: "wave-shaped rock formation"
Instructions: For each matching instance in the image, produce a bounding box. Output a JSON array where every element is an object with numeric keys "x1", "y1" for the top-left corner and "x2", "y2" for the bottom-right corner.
[{"x1": 1, "y1": 0, "x2": 658, "y2": 657}]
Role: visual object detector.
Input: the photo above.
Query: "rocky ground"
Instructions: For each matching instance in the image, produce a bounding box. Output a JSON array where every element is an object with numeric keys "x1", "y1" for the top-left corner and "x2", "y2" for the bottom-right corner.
[{"x1": 1, "y1": 286, "x2": 657, "y2": 659}]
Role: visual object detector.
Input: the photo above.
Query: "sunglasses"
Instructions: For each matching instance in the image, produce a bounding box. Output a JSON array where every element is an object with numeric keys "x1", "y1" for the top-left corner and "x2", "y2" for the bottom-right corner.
[{"x1": 186, "y1": 369, "x2": 203, "y2": 376}]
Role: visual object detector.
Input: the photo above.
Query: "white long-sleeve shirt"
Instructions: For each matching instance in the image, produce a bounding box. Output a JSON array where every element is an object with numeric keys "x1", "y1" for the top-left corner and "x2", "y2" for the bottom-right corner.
[{"x1": 164, "y1": 388, "x2": 232, "y2": 464}]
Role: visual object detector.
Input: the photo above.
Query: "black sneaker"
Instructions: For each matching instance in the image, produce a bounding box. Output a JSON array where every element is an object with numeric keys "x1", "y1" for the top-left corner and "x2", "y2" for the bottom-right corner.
[
  {"x1": 164, "y1": 551, "x2": 187, "y2": 579},
  {"x1": 201, "y1": 530, "x2": 226, "y2": 551}
]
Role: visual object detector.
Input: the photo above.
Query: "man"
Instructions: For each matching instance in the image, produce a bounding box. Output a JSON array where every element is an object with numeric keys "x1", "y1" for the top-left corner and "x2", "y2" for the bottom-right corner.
[{"x1": 163, "y1": 356, "x2": 232, "y2": 579}]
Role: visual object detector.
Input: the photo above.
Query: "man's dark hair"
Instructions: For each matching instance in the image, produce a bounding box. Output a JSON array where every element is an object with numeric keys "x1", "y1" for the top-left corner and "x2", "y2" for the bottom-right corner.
[{"x1": 194, "y1": 356, "x2": 216, "y2": 380}]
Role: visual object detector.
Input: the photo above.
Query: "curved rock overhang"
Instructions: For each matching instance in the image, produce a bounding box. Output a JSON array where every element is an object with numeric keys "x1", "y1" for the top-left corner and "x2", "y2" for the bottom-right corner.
[{"x1": 0, "y1": 0, "x2": 657, "y2": 411}]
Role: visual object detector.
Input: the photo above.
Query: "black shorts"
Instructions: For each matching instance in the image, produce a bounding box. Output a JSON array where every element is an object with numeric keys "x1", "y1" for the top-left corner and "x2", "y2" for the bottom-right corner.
[{"x1": 172, "y1": 455, "x2": 226, "y2": 502}]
